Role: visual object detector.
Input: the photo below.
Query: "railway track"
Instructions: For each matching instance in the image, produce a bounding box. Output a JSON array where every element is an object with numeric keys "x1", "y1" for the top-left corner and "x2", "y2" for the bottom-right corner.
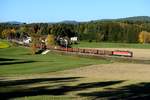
[{"x1": 10, "y1": 40, "x2": 133, "y2": 57}]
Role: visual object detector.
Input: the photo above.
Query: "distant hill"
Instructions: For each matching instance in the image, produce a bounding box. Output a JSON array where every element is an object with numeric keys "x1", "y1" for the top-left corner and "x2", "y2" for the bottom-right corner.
[
  {"x1": 58, "y1": 16, "x2": 150, "y2": 24},
  {"x1": 98, "y1": 16, "x2": 150, "y2": 22},
  {"x1": 116, "y1": 16, "x2": 150, "y2": 22},
  {"x1": 1, "y1": 16, "x2": 150, "y2": 24},
  {"x1": 59, "y1": 20, "x2": 79, "y2": 24},
  {"x1": 0, "y1": 21, "x2": 25, "y2": 25}
]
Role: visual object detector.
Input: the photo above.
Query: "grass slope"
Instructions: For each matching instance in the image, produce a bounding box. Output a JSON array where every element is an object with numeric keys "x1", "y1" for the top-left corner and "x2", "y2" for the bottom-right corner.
[
  {"x1": 0, "y1": 46, "x2": 109, "y2": 76},
  {"x1": 0, "y1": 42, "x2": 150, "y2": 100},
  {"x1": 0, "y1": 40, "x2": 9, "y2": 48}
]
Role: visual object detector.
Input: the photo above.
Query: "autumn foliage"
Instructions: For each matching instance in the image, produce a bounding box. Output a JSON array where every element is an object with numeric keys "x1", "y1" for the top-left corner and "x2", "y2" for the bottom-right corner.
[
  {"x1": 31, "y1": 43, "x2": 37, "y2": 55},
  {"x1": 46, "y1": 34, "x2": 55, "y2": 46},
  {"x1": 138, "y1": 31, "x2": 150, "y2": 43},
  {"x1": 2, "y1": 28, "x2": 16, "y2": 39}
]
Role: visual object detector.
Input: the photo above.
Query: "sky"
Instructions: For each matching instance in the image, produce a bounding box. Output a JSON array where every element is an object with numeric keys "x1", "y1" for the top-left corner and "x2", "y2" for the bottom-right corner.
[{"x1": 0, "y1": 0, "x2": 150, "y2": 23}]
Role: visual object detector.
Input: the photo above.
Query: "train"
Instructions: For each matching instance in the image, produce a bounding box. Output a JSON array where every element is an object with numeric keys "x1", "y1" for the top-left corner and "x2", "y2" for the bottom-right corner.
[
  {"x1": 49, "y1": 46, "x2": 133, "y2": 57},
  {"x1": 10, "y1": 40, "x2": 133, "y2": 57}
]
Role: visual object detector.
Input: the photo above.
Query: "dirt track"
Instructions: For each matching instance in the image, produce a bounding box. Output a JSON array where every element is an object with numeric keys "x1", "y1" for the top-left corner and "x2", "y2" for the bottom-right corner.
[{"x1": 54, "y1": 63, "x2": 149, "y2": 81}]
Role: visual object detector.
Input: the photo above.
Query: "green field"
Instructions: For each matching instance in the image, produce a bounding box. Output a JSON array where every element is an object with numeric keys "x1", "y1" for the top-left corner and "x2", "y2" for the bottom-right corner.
[
  {"x1": 73, "y1": 41, "x2": 150, "y2": 49},
  {"x1": 0, "y1": 41, "x2": 150, "y2": 100},
  {"x1": 0, "y1": 41, "x2": 110, "y2": 99},
  {"x1": 0, "y1": 45, "x2": 109, "y2": 76},
  {"x1": 0, "y1": 40, "x2": 10, "y2": 48}
]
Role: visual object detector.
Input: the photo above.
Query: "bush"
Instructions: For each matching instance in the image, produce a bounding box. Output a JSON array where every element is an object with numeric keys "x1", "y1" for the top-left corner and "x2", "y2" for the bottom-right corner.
[{"x1": 89, "y1": 40, "x2": 93, "y2": 43}]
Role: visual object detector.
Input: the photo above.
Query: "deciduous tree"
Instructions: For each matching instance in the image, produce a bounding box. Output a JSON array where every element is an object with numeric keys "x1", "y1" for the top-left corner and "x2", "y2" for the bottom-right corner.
[{"x1": 139, "y1": 31, "x2": 150, "y2": 43}]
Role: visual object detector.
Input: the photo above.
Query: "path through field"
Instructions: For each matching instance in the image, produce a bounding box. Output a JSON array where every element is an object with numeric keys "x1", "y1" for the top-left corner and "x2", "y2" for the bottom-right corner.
[{"x1": 58, "y1": 63, "x2": 150, "y2": 81}]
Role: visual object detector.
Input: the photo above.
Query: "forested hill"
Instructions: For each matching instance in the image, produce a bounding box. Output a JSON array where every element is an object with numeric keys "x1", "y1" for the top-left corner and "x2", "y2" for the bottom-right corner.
[
  {"x1": 93, "y1": 16, "x2": 150, "y2": 23},
  {"x1": 2, "y1": 16, "x2": 150, "y2": 24},
  {"x1": 0, "y1": 16, "x2": 150, "y2": 43},
  {"x1": 115, "y1": 16, "x2": 150, "y2": 22}
]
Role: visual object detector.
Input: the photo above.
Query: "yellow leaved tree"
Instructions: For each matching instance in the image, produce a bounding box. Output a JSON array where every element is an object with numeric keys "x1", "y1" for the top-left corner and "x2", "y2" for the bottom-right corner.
[
  {"x1": 46, "y1": 34, "x2": 55, "y2": 46},
  {"x1": 139, "y1": 31, "x2": 150, "y2": 43},
  {"x1": 2, "y1": 28, "x2": 16, "y2": 39}
]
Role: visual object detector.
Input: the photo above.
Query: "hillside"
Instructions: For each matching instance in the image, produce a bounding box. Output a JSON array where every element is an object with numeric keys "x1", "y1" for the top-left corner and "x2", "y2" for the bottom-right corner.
[
  {"x1": 116, "y1": 16, "x2": 150, "y2": 22},
  {"x1": 1, "y1": 16, "x2": 150, "y2": 24}
]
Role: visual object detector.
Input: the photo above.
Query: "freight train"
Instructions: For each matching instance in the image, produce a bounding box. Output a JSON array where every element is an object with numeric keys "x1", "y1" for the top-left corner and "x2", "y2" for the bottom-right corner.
[
  {"x1": 50, "y1": 46, "x2": 133, "y2": 57},
  {"x1": 11, "y1": 40, "x2": 133, "y2": 57}
]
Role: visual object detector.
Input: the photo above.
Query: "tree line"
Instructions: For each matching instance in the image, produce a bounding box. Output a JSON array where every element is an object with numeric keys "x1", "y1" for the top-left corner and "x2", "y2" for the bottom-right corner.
[{"x1": 0, "y1": 19, "x2": 150, "y2": 43}]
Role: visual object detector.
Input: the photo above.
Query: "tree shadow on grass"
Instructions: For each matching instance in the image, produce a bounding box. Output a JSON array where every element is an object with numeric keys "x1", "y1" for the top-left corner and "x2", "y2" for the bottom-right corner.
[
  {"x1": 0, "y1": 57, "x2": 36, "y2": 66},
  {"x1": 0, "y1": 77, "x2": 81, "y2": 87},
  {"x1": 0, "y1": 58, "x2": 16, "y2": 61},
  {"x1": 0, "y1": 79, "x2": 124, "y2": 100},
  {"x1": 49, "y1": 80, "x2": 124, "y2": 95},
  {"x1": 0, "y1": 60, "x2": 36, "y2": 66},
  {"x1": 2, "y1": 77, "x2": 150, "y2": 100},
  {"x1": 78, "y1": 82, "x2": 150, "y2": 100}
]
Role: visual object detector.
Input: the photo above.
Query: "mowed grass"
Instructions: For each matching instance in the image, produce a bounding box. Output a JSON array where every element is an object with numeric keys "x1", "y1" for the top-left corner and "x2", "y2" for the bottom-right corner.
[
  {"x1": 0, "y1": 40, "x2": 10, "y2": 48},
  {"x1": 1, "y1": 41, "x2": 150, "y2": 100},
  {"x1": 73, "y1": 41, "x2": 150, "y2": 49},
  {"x1": 0, "y1": 46, "x2": 109, "y2": 76}
]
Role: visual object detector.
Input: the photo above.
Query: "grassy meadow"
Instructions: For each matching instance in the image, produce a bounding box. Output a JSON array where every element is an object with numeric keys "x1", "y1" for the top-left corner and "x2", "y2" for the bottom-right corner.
[
  {"x1": 0, "y1": 40, "x2": 10, "y2": 48},
  {"x1": 0, "y1": 40, "x2": 150, "y2": 100},
  {"x1": 73, "y1": 41, "x2": 150, "y2": 49},
  {"x1": 0, "y1": 41, "x2": 109, "y2": 76}
]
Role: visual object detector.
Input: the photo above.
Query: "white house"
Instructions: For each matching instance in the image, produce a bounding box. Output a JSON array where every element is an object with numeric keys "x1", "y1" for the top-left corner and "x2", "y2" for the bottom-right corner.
[
  {"x1": 23, "y1": 36, "x2": 31, "y2": 44},
  {"x1": 70, "y1": 37, "x2": 78, "y2": 44}
]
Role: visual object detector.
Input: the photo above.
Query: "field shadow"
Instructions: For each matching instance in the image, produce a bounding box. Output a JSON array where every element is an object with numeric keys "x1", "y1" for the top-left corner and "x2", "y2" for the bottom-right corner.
[
  {"x1": 46, "y1": 80, "x2": 124, "y2": 95},
  {"x1": 0, "y1": 60, "x2": 36, "y2": 65},
  {"x1": 1, "y1": 77, "x2": 150, "y2": 100},
  {"x1": 0, "y1": 77, "x2": 81, "y2": 87},
  {"x1": 0, "y1": 57, "x2": 36, "y2": 66},
  {"x1": 78, "y1": 82, "x2": 150, "y2": 100},
  {"x1": 0, "y1": 58, "x2": 16, "y2": 61},
  {"x1": 0, "y1": 78, "x2": 123, "y2": 100}
]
